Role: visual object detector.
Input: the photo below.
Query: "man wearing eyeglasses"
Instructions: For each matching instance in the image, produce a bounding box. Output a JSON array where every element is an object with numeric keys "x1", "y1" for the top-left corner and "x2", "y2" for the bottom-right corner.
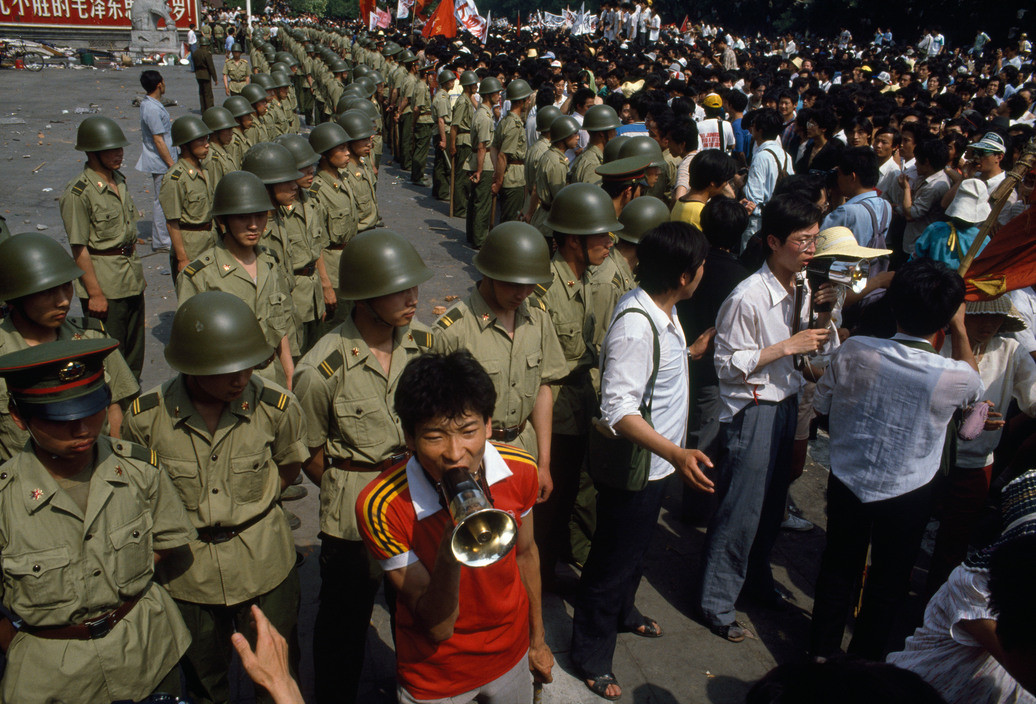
[{"x1": 698, "y1": 194, "x2": 839, "y2": 643}]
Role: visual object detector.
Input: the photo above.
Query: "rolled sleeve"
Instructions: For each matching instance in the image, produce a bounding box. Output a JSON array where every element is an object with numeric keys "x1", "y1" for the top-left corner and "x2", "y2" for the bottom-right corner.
[
  {"x1": 600, "y1": 315, "x2": 655, "y2": 431},
  {"x1": 713, "y1": 296, "x2": 770, "y2": 385}
]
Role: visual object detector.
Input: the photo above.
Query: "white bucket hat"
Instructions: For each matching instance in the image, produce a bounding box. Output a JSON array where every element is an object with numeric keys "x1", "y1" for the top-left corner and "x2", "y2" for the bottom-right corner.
[{"x1": 946, "y1": 178, "x2": 992, "y2": 224}]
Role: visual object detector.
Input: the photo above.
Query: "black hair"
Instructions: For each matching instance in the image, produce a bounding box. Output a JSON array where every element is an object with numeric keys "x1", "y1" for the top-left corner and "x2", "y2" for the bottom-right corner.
[
  {"x1": 140, "y1": 70, "x2": 164, "y2": 93},
  {"x1": 875, "y1": 126, "x2": 901, "y2": 147},
  {"x1": 394, "y1": 351, "x2": 497, "y2": 437},
  {"x1": 636, "y1": 222, "x2": 709, "y2": 295},
  {"x1": 666, "y1": 118, "x2": 699, "y2": 152},
  {"x1": 725, "y1": 89, "x2": 748, "y2": 113},
  {"x1": 760, "y1": 194, "x2": 822, "y2": 245},
  {"x1": 914, "y1": 138, "x2": 950, "y2": 171},
  {"x1": 535, "y1": 86, "x2": 555, "y2": 109},
  {"x1": 990, "y1": 532, "x2": 1036, "y2": 655},
  {"x1": 772, "y1": 172, "x2": 829, "y2": 206},
  {"x1": 700, "y1": 196, "x2": 748, "y2": 251},
  {"x1": 836, "y1": 147, "x2": 880, "y2": 188},
  {"x1": 688, "y1": 149, "x2": 736, "y2": 190},
  {"x1": 754, "y1": 107, "x2": 784, "y2": 140},
  {"x1": 810, "y1": 107, "x2": 840, "y2": 138},
  {"x1": 746, "y1": 657, "x2": 947, "y2": 704},
  {"x1": 887, "y1": 258, "x2": 965, "y2": 337}
]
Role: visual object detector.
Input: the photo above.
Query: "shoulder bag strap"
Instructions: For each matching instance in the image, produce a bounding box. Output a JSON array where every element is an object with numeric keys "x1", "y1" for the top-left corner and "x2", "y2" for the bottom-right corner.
[{"x1": 605, "y1": 307, "x2": 661, "y2": 414}]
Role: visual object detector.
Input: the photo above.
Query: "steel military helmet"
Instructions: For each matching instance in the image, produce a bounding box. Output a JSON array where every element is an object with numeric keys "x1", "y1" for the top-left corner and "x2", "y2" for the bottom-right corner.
[
  {"x1": 251, "y1": 73, "x2": 274, "y2": 90},
  {"x1": 582, "y1": 104, "x2": 621, "y2": 132},
  {"x1": 170, "y1": 114, "x2": 212, "y2": 148},
  {"x1": 437, "y1": 69, "x2": 456, "y2": 85},
  {"x1": 398, "y1": 49, "x2": 418, "y2": 64},
  {"x1": 473, "y1": 222, "x2": 552, "y2": 285},
  {"x1": 211, "y1": 171, "x2": 275, "y2": 217},
  {"x1": 74, "y1": 116, "x2": 130, "y2": 152},
  {"x1": 342, "y1": 98, "x2": 380, "y2": 124},
  {"x1": 202, "y1": 106, "x2": 238, "y2": 132},
  {"x1": 0, "y1": 232, "x2": 83, "y2": 301},
  {"x1": 382, "y1": 42, "x2": 402, "y2": 57},
  {"x1": 337, "y1": 110, "x2": 375, "y2": 142},
  {"x1": 459, "y1": 70, "x2": 479, "y2": 87},
  {"x1": 478, "y1": 76, "x2": 503, "y2": 96},
  {"x1": 337, "y1": 229, "x2": 433, "y2": 299},
  {"x1": 545, "y1": 183, "x2": 624, "y2": 236},
  {"x1": 269, "y1": 71, "x2": 293, "y2": 89},
  {"x1": 603, "y1": 134, "x2": 631, "y2": 162},
  {"x1": 504, "y1": 78, "x2": 533, "y2": 102},
  {"x1": 230, "y1": 42, "x2": 243, "y2": 53},
  {"x1": 274, "y1": 50, "x2": 294, "y2": 64},
  {"x1": 535, "y1": 105, "x2": 562, "y2": 132},
  {"x1": 617, "y1": 196, "x2": 670, "y2": 244},
  {"x1": 165, "y1": 291, "x2": 274, "y2": 376},
  {"x1": 370, "y1": 69, "x2": 385, "y2": 86},
  {"x1": 619, "y1": 135, "x2": 666, "y2": 168},
  {"x1": 549, "y1": 114, "x2": 580, "y2": 143},
  {"x1": 309, "y1": 121, "x2": 350, "y2": 155},
  {"x1": 270, "y1": 61, "x2": 290, "y2": 75},
  {"x1": 241, "y1": 142, "x2": 304, "y2": 184},
  {"x1": 274, "y1": 133, "x2": 320, "y2": 170},
  {"x1": 240, "y1": 83, "x2": 269, "y2": 106},
  {"x1": 223, "y1": 95, "x2": 254, "y2": 118},
  {"x1": 328, "y1": 58, "x2": 349, "y2": 74},
  {"x1": 352, "y1": 64, "x2": 373, "y2": 79},
  {"x1": 354, "y1": 76, "x2": 377, "y2": 98}
]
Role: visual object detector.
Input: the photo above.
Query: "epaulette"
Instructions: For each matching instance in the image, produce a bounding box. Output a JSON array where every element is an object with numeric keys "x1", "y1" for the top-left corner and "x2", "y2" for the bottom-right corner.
[
  {"x1": 308, "y1": 180, "x2": 321, "y2": 194},
  {"x1": 182, "y1": 255, "x2": 211, "y2": 278},
  {"x1": 529, "y1": 296, "x2": 547, "y2": 312},
  {"x1": 318, "y1": 349, "x2": 344, "y2": 379},
  {"x1": 410, "y1": 329, "x2": 432, "y2": 348},
  {"x1": 611, "y1": 272, "x2": 624, "y2": 290},
  {"x1": 129, "y1": 392, "x2": 160, "y2": 416},
  {"x1": 260, "y1": 386, "x2": 291, "y2": 411},
  {"x1": 114, "y1": 439, "x2": 159, "y2": 468},
  {"x1": 533, "y1": 279, "x2": 553, "y2": 298},
  {"x1": 169, "y1": 169, "x2": 182, "y2": 182},
  {"x1": 258, "y1": 244, "x2": 281, "y2": 263},
  {"x1": 68, "y1": 315, "x2": 106, "y2": 333},
  {"x1": 71, "y1": 179, "x2": 88, "y2": 196},
  {"x1": 0, "y1": 466, "x2": 13, "y2": 490},
  {"x1": 436, "y1": 307, "x2": 463, "y2": 329}
]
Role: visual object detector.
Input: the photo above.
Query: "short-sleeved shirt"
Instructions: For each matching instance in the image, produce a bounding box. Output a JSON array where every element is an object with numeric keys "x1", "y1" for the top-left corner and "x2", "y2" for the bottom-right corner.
[
  {"x1": 530, "y1": 146, "x2": 569, "y2": 235},
  {"x1": 671, "y1": 198, "x2": 706, "y2": 229},
  {"x1": 344, "y1": 159, "x2": 379, "y2": 231},
  {"x1": 412, "y1": 80, "x2": 434, "y2": 125},
  {"x1": 223, "y1": 57, "x2": 251, "y2": 93},
  {"x1": 570, "y1": 144, "x2": 604, "y2": 185},
  {"x1": 465, "y1": 104, "x2": 495, "y2": 172},
  {"x1": 450, "y1": 93, "x2": 475, "y2": 148},
  {"x1": 205, "y1": 140, "x2": 237, "y2": 185},
  {"x1": 0, "y1": 436, "x2": 193, "y2": 703},
  {"x1": 59, "y1": 166, "x2": 145, "y2": 300},
  {"x1": 123, "y1": 375, "x2": 306, "y2": 604},
  {"x1": 432, "y1": 89, "x2": 452, "y2": 127},
  {"x1": 356, "y1": 442, "x2": 538, "y2": 700},
  {"x1": 135, "y1": 95, "x2": 175, "y2": 175},
  {"x1": 272, "y1": 199, "x2": 328, "y2": 324},
  {"x1": 159, "y1": 159, "x2": 217, "y2": 261},
  {"x1": 493, "y1": 112, "x2": 527, "y2": 188}
]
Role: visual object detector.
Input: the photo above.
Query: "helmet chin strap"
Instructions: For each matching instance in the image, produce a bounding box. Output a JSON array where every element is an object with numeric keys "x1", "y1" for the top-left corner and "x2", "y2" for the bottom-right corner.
[{"x1": 362, "y1": 299, "x2": 394, "y2": 328}]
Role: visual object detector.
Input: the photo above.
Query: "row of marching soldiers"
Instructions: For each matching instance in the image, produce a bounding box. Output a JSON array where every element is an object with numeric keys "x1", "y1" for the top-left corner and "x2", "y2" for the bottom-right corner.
[{"x1": 0, "y1": 28, "x2": 675, "y2": 704}]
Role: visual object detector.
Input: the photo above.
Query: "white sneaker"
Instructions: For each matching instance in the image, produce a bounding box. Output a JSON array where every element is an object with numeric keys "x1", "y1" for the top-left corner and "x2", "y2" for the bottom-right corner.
[{"x1": 781, "y1": 513, "x2": 813, "y2": 532}]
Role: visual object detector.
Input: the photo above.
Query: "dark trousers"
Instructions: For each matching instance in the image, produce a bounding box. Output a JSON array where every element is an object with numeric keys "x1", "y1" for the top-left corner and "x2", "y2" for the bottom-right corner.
[
  {"x1": 499, "y1": 186, "x2": 525, "y2": 223},
  {"x1": 399, "y1": 113, "x2": 415, "y2": 171},
  {"x1": 432, "y1": 143, "x2": 450, "y2": 200},
  {"x1": 451, "y1": 144, "x2": 472, "y2": 217},
  {"x1": 568, "y1": 464, "x2": 596, "y2": 567},
  {"x1": 571, "y1": 478, "x2": 667, "y2": 676},
  {"x1": 927, "y1": 464, "x2": 993, "y2": 593},
  {"x1": 681, "y1": 383, "x2": 722, "y2": 525},
  {"x1": 198, "y1": 79, "x2": 215, "y2": 111},
  {"x1": 411, "y1": 122, "x2": 433, "y2": 183},
  {"x1": 534, "y1": 433, "x2": 587, "y2": 586},
  {"x1": 82, "y1": 293, "x2": 144, "y2": 380},
  {"x1": 465, "y1": 172, "x2": 493, "y2": 248},
  {"x1": 177, "y1": 569, "x2": 301, "y2": 704},
  {"x1": 313, "y1": 534, "x2": 381, "y2": 704},
  {"x1": 809, "y1": 474, "x2": 934, "y2": 659}
]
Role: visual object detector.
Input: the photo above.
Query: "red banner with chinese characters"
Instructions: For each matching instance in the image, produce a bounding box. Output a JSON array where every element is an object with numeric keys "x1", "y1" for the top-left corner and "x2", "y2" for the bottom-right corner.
[{"x1": 0, "y1": 0, "x2": 199, "y2": 31}]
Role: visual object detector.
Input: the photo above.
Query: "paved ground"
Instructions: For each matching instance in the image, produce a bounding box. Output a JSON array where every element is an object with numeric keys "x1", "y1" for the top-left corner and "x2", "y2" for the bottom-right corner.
[{"x1": 0, "y1": 59, "x2": 928, "y2": 704}]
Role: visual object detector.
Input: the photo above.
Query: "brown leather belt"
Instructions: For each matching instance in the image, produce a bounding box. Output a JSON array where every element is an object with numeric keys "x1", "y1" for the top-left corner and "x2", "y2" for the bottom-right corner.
[
  {"x1": 506, "y1": 157, "x2": 525, "y2": 165},
  {"x1": 330, "y1": 451, "x2": 410, "y2": 473},
  {"x1": 196, "y1": 508, "x2": 271, "y2": 544},
  {"x1": 325, "y1": 242, "x2": 347, "y2": 251},
  {"x1": 22, "y1": 593, "x2": 141, "y2": 640},
  {"x1": 87, "y1": 243, "x2": 134, "y2": 257},
  {"x1": 294, "y1": 261, "x2": 317, "y2": 277},
  {"x1": 491, "y1": 421, "x2": 527, "y2": 442},
  {"x1": 179, "y1": 221, "x2": 213, "y2": 231}
]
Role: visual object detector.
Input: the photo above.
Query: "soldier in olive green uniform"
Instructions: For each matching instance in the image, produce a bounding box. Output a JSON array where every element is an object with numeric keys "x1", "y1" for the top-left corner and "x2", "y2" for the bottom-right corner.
[
  {"x1": 340, "y1": 111, "x2": 381, "y2": 232},
  {"x1": 466, "y1": 77, "x2": 502, "y2": 248},
  {"x1": 324, "y1": 60, "x2": 349, "y2": 123},
  {"x1": 0, "y1": 233, "x2": 138, "y2": 461},
  {"x1": 531, "y1": 183, "x2": 621, "y2": 588},
  {"x1": 523, "y1": 105, "x2": 562, "y2": 225},
  {"x1": 203, "y1": 106, "x2": 240, "y2": 185},
  {"x1": 570, "y1": 104, "x2": 621, "y2": 185},
  {"x1": 177, "y1": 171, "x2": 296, "y2": 389},
  {"x1": 59, "y1": 116, "x2": 146, "y2": 380},
  {"x1": 241, "y1": 83, "x2": 274, "y2": 146},
  {"x1": 432, "y1": 222, "x2": 567, "y2": 497},
  {"x1": 123, "y1": 293, "x2": 306, "y2": 704},
  {"x1": 293, "y1": 230, "x2": 433, "y2": 704},
  {"x1": 492, "y1": 79, "x2": 533, "y2": 223},
  {"x1": 395, "y1": 51, "x2": 419, "y2": 172},
  {"x1": 529, "y1": 115, "x2": 580, "y2": 239},
  {"x1": 431, "y1": 69, "x2": 456, "y2": 202},
  {"x1": 223, "y1": 95, "x2": 255, "y2": 163},
  {"x1": 223, "y1": 43, "x2": 250, "y2": 96},
  {"x1": 410, "y1": 63, "x2": 436, "y2": 186},
  {"x1": 300, "y1": 43, "x2": 318, "y2": 125},
  {"x1": 449, "y1": 71, "x2": 478, "y2": 218},
  {"x1": 161, "y1": 115, "x2": 217, "y2": 280},
  {"x1": 0, "y1": 338, "x2": 194, "y2": 704}
]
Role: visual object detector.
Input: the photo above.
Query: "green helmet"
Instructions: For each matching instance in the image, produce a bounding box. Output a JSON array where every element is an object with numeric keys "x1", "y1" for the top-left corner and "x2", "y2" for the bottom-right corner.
[
  {"x1": 74, "y1": 116, "x2": 130, "y2": 152},
  {"x1": 478, "y1": 76, "x2": 503, "y2": 96},
  {"x1": 459, "y1": 70, "x2": 479, "y2": 87},
  {"x1": 603, "y1": 134, "x2": 631, "y2": 163},
  {"x1": 251, "y1": 73, "x2": 274, "y2": 90},
  {"x1": 304, "y1": 42, "x2": 315, "y2": 53},
  {"x1": 270, "y1": 71, "x2": 293, "y2": 89},
  {"x1": 399, "y1": 49, "x2": 417, "y2": 64},
  {"x1": 353, "y1": 76, "x2": 377, "y2": 98},
  {"x1": 505, "y1": 78, "x2": 533, "y2": 102},
  {"x1": 212, "y1": 171, "x2": 274, "y2": 217},
  {"x1": 241, "y1": 83, "x2": 268, "y2": 106},
  {"x1": 165, "y1": 291, "x2": 274, "y2": 376},
  {"x1": 370, "y1": 69, "x2": 385, "y2": 85},
  {"x1": 329, "y1": 58, "x2": 349, "y2": 74},
  {"x1": 200, "y1": 35, "x2": 211, "y2": 46},
  {"x1": 618, "y1": 196, "x2": 670, "y2": 244},
  {"x1": 582, "y1": 104, "x2": 621, "y2": 132},
  {"x1": 352, "y1": 64, "x2": 372, "y2": 79},
  {"x1": 0, "y1": 233, "x2": 83, "y2": 301},
  {"x1": 545, "y1": 183, "x2": 624, "y2": 236},
  {"x1": 337, "y1": 110, "x2": 375, "y2": 141},
  {"x1": 382, "y1": 42, "x2": 402, "y2": 57},
  {"x1": 241, "y1": 142, "x2": 304, "y2": 184},
  {"x1": 309, "y1": 121, "x2": 350, "y2": 154},
  {"x1": 438, "y1": 70, "x2": 456, "y2": 85},
  {"x1": 337, "y1": 229, "x2": 433, "y2": 299},
  {"x1": 231, "y1": 43, "x2": 243, "y2": 53},
  {"x1": 274, "y1": 51, "x2": 294, "y2": 64},
  {"x1": 270, "y1": 61, "x2": 290, "y2": 75},
  {"x1": 223, "y1": 95, "x2": 254, "y2": 118},
  {"x1": 342, "y1": 98, "x2": 380, "y2": 124},
  {"x1": 535, "y1": 105, "x2": 562, "y2": 132},
  {"x1": 170, "y1": 114, "x2": 212, "y2": 148},
  {"x1": 202, "y1": 106, "x2": 238, "y2": 132},
  {"x1": 473, "y1": 223, "x2": 552, "y2": 285},
  {"x1": 550, "y1": 115, "x2": 580, "y2": 143},
  {"x1": 274, "y1": 134, "x2": 321, "y2": 170},
  {"x1": 618, "y1": 135, "x2": 665, "y2": 168}
]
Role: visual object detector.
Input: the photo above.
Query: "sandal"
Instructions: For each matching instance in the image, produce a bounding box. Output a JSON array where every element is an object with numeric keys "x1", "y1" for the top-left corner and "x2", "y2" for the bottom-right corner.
[
  {"x1": 584, "y1": 673, "x2": 621, "y2": 701},
  {"x1": 623, "y1": 616, "x2": 663, "y2": 638}
]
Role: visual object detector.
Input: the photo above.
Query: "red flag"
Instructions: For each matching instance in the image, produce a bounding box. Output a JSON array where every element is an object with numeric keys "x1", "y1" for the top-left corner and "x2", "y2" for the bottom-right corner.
[
  {"x1": 680, "y1": 15, "x2": 689, "y2": 33},
  {"x1": 359, "y1": 0, "x2": 375, "y2": 26},
  {"x1": 415, "y1": 0, "x2": 434, "y2": 19},
  {"x1": 964, "y1": 203, "x2": 1036, "y2": 301},
  {"x1": 422, "y1": 0, "x2": 457, "y2": 39}
]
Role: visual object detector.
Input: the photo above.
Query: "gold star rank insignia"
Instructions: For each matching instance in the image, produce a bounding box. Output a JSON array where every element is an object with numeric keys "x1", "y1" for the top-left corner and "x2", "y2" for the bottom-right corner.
[
  {"x1": 241, "y1": 401, "x2": 249, "y2": 411},
  {"x1": 351, "y1": 347, "x2": 360, "y2": 356},
  {"x1": 223, "y1": 264, "x2": 232, "y2": 271},
  {"x1": 566, "y1": 280, "x2": 576, "y2": 287}
]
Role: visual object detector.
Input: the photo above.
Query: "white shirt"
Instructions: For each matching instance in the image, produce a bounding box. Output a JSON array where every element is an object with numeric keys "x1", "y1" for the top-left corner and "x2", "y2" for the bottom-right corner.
[
  {"x1": 696, "y1": 118, "x2": 735, "y2": 151},
  {"x1": 813, "y1": 334, "x2": 983, "y2": 503},
  {"x1": 1008, "y1": 287, "x2": 1036, "y2": 354},
  {"x1": 714, "y1": 263, "x2": 839, "y2": 422},
  {"x1": 649, "y1": 15, "x2": 661, "y2": 41},
  {"x1": 187, "y1": 28, "x2": 197, "y2": 44},
  {"x1": 600, "y1": 288, "x2": 689, "y2": 481}
]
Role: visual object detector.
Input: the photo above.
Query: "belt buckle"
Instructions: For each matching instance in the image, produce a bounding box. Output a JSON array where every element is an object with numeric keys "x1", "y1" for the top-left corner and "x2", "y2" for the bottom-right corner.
[
  {"x1": 210, "y1": 530, "x2": 233, "y2": 544},
  {"x1": 389, "y1": 451, "x2": 409, "y2": 465},
  {"x1": 85, "y1": 612, "x2": 114, "y2": 639}
]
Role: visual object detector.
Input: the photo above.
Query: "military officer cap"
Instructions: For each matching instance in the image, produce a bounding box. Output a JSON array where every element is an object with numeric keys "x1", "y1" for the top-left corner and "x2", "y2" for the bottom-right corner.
[
  {"x1": 0, "y1": 338, "x2": 117, "y2": 421},
  {"x1": 595, "y1": 155, "x2": 652, "y2": 185}
]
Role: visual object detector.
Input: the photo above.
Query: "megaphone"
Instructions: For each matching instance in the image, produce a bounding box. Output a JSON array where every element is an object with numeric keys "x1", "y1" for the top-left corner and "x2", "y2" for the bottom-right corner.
[
  {"x1": 806, "y1": 257, "x2": 868, "y2": 311},
  {"x1": 439, "y1": 467, "x2": 518, "y2": 567}
]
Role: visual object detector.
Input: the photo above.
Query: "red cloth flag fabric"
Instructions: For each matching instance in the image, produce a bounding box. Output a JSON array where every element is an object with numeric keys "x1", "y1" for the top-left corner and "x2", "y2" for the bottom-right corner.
[
  {"x1": 422, "y1": 0, "x2": 457, "y2": 38},
  {"x1": 964, "y1": 202, "x2": 1036, "y2": 301},
  {"x1": 680, "y1": 15, "x2": 689, "y2": 33},
  {"x1": 359, "y1": 0, "x2": 375, "y2": 27}
]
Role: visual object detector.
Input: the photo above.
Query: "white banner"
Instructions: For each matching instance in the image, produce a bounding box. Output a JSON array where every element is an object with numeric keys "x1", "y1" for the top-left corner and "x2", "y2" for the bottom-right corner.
[
  {"x1": 454, "y1": 0, "x2": 486, "y2": 39},
  {"x1": 396, "y1": 0, "x2": 413, "y2": 19}
]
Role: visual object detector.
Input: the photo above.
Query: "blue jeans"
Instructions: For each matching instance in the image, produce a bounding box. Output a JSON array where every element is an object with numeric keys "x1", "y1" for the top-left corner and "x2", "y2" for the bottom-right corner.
[{"x1": 698, "y1": 396, "x2": 797, "y2": 627}]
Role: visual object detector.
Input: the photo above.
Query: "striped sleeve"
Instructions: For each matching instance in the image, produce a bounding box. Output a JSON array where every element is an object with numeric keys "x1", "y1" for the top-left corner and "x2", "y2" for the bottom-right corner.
[
  {"x1": 356, "y1": 466, "x2": 418, "y2": 571},
  {"x1": 494, "y1": 444, "x2": 540, "y2": 518}
]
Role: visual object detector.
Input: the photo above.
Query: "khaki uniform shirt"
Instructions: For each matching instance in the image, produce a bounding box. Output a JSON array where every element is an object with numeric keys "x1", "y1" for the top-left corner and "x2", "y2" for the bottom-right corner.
[
  {"x1": 344, "y1": 159, "x2": 379, "y2": 231},
  {"x1": 123, "y1": 376, "x2": 307, "y2": 604},
  {"x1": 308, "y1": 168, "x2": 358, "y2": 296},
  {"x1": 412, "y1": 81, "x2": 434, "y2": 125},
  {"x1": 0, "y1": 437, "x2": 193, "y2": 704},
  {"x1": 451, "y1": 94, "x2": 475, "y2": 148},
  {"x1": 493, "y1": 112, "x2": 527, "y2": 189},
  {"x1": 205, "y1": 140, "x2": 237, "y2": 185},
  {"x1": 274, "y1": 198, "x2": 329, "y2": 325},
  {"x1": 525, "y1": 135, "x2": 550, "y2": 199},
  {"x1": 223, "y1": 57, "x2": 250, "y2": 94},
  {"x1": 293, "y1": 318, "x2": 433, "y2": 540},
  {"x1": 431, "y1": 288, "x2": 568, "y2": 457},
  {"x1": 530, "y1": 146, "x2": 569, "y2": 236},
  {"x1": 570, "y1": 144, "x2": 604, "y2": 185},
  {"x1": 432, "y1": 89, "x2": 452, "y2": 135},
  {"x1": 159, "y1": 159, "x2": 217, "y2": 262},
  {"x1": 59, "y1": 166, "x2": 144, "y2": 300},
  {"x1": 0, "y1": 317, "x2": 138, "y2": 461},
  {"x1": 326, "y1": 79, "x2": 344, "y2": 116},
  {"x1": 466, "y1": 103, "x2": 495, "y2": 172},
  {"x1": 534, "y1": 255, "x2": 600, "y2": 435},
  {"x1": 230, "y1": 128, "x2": 250, "y2": 164},
  {"x1": 397, "y1": 74, "x2": 417, "y2": 112}
]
